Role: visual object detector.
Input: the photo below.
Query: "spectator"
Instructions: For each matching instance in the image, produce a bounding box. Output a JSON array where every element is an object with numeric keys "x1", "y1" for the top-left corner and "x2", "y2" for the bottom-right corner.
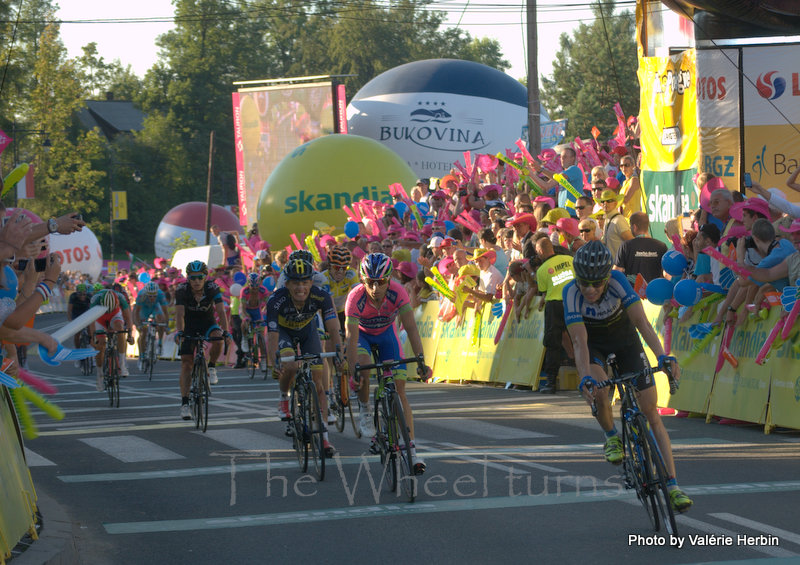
[
  {"x1": 464, "y1": 248, "x2": 503, "y2": 305},
  {"x1": 619, "y1": 155, "x2": 643, "y2": 219},
  {"x1": 556, "y1": 217, "x2": 585, "y2": 253},
  {"x1": 478, "y1": 228, "x2": 509, "y2": 276},
  {"x1": 614, "y1": 212, "x2": 668, "y2": 283},
  {"x1": 599, "y1": 189, "x2": 633, "y2": 259},
  {"x1": 579, "y1": 218, "x2": 601, "y2": 242}
]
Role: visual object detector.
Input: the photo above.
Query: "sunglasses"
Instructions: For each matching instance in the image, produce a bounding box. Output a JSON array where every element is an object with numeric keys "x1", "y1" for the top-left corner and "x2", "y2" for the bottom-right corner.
[
  {"x1": 330, "y1": 265, "x2": 347, "y2": 272},
  {"x1": 188, "y1": 275, "x2": 206, "y2": 281},
  {"x1": 620, "y1": 163, "x2": 633, "y2": 168},
  {"x1": 365, "y1": 278, "x2": 389, "y2": 287},
  {"x1": 577, "y1": 277, "x2": 609, "y2": 289},
  {"x1": 576, "y1": 205, "x2": 587, "y2": 210},
  {"x1": 579, "y1": 228, "x2": 593, "y2": 233},
  {"x1": 382, "y1": 244, "x2": 393, "y2": 248},
  {"x1": 601, "y1": 199, "x2": 618, "y2": 204}
]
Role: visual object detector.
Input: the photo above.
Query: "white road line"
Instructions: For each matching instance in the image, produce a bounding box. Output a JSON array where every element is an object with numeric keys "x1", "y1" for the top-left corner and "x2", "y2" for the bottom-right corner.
[
  {"x1": 674, "y1": 514, "x2": 798, "y2": 558},
  {"x1": 24, "y1": 448, "x2": 56, "y2": 466},
  {"x1": 201, "y1": 428, "x2": 290, "y2": 452},
  {"x1": 79, "y1": 436, "x2": 185, "y2": 462},
  {"x1": 710, "y1": 513, "x2": 800, "y2": 546},
  {"x1": 427, "y1": 418, "x2": 554, "y2": 440}
]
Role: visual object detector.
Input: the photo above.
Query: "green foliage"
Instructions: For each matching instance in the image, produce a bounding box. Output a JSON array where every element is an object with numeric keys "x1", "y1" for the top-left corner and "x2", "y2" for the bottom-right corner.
[
  {"x1": 540, "y1": 5, "x2": 639, "y2": 141},
  {"x1": 170, "y1": 231, "x2": 199, "y2": 258}
]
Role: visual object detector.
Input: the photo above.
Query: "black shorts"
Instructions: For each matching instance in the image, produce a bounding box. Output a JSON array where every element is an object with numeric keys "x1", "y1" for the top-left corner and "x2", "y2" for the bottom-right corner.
[
  {"x1": 587, "y1": 327, "x2": 653, "y2": 391},
  {"x1": 275, "y1": 323, "x2": 322, "y2": 366}
]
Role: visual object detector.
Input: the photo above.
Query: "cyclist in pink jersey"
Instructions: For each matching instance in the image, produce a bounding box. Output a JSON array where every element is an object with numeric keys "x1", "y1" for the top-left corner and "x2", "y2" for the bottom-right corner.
[{"x1": 343, "y1": 253, "x2": 431, "y2": 475}]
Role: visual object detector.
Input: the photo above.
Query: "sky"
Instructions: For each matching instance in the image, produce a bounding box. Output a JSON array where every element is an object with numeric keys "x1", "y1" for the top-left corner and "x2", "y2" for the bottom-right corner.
[{"x1": 54, "y1": 1, "x2": 616, "y2": 83}]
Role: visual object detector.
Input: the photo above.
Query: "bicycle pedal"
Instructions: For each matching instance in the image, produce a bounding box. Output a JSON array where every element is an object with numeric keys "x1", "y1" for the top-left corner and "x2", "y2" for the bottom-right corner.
[{"x1": 285, "y1": 424, "x2": 294, "y2": 437}]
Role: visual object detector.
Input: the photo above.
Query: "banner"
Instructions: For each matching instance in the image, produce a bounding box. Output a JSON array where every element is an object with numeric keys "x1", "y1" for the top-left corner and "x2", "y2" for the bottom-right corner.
[
  {"x1": 0, "y1": 129, "x2": 11, "y2": 156},
  {"x1": 637, "y1": 49, "x2": 699, "y2": 242},
  {"x1": 765, "y1": 338, "x2": 800, "y2": 430},
  {"x1": 15, "y1": 164, "x2": 34, "y2": 200},
  {"x1": 112, "y1": 191, "x2": 127, "y2": 221}
]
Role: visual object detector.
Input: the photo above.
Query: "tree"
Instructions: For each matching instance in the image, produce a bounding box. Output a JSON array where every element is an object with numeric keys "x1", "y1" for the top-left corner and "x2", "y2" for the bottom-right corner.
[{"x1": 540, "y1": 4, "x2": 638, "y2": 141}]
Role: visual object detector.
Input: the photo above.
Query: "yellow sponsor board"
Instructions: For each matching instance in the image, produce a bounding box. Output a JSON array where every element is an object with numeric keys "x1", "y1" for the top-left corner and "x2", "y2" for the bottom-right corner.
[
  {"x1": 112, "y1": 190, "x2": 128, "y2": 221},
  {"x1": 638, "y1": 50, "x2": 698, "y2": 172},
  {"x1": 743, "y1": 124, "x2": 800, "y2": 203},
  {"x1": 707, "y1": 314, "x2": 773, "y2": 424},
  {"x1": 762, "y1": 335, "x2": 800, "y2": 431},
  {"x1": 493, "y1": 305, "x2": 545, "y2": 387}
]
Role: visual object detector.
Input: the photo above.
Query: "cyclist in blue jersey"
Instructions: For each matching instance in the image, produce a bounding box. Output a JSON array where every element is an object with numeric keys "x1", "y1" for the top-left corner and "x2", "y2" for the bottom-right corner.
[
  {"x1": 564, "y1": 240, "x2": 692, "y2": 513},
  {"x1": 133, "y1": 281, "x2": 169, "y2": 362}
]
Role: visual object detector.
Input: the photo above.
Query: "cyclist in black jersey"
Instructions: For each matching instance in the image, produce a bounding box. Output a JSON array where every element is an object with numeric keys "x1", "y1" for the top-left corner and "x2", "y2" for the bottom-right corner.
[
  {"x1": 174, "y1": 261, "x2": 229, "y2": 420},
  {"x1": 68, "y1": 283, "x2": 93, "y2": 351},
  {"x1": 266, "y1": 257, "x2": 343, "y2": 457},
  {"x1": 564, "y1": 240, "x2": 692, "y2": 513}
]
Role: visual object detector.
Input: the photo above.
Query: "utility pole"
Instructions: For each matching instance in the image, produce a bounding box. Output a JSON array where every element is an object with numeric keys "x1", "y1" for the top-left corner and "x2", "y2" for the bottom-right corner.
[
  {"x1": 204, "y1": 130, "x2": 215, "y2": 245},
  {"x1": 527, "y1": 0, "x2": 541, "y2": 157}
]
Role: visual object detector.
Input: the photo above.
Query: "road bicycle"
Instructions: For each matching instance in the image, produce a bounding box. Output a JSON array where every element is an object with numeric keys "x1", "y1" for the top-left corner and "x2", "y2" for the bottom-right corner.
[
  {"x1": 96, "y1": 329, "x2": 128, "y2": 408},
  {"x1": 280, "y1": 348, "x2": 340, "y2": 481},
  {"x1": 78, "y1": 327, "x2": 95, "y2": 376},
  {"x1": 589, "y1": 354, "x2": 679, "y2": 536},
  {"x1": 244, "y1": 320, "x2": 268, "y2": 380},
  {"x1": 139, "y1": 319, "x2": 165, "y2": 381},
  {"x1": 356, "y1": 352, "x2": 424, "y2": 503},
  {"x1": 325, "y1": 333, "x2": 358, "y2": 436},
  {"x1": 182, "y1": 334, "x2": 227, "y2": 433}
]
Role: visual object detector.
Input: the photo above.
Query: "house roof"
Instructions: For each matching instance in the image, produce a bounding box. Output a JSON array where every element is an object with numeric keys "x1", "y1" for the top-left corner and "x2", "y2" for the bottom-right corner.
[{"x1": 77, "y1": 100, "x2": 145, "y2": 140}]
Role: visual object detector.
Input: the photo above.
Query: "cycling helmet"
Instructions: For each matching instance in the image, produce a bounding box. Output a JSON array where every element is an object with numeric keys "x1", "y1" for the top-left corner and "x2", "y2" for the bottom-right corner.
[
  {"x1": 102, "y1": 290, "x2": 119, "y2": 311},
  {"x1": 328, "y1": 246, "x2": 351, "y2": 267},
  {"x1": 572, "y1": 240, "x2": 613, "y2": 281},
  {"x1": 76, "y1": 283, "x2": 87, "y2": 293},
  {"x1": 288, "y1": 249, "x2": 314, "y2": 265},
  {"x1": 186, "y1": 260, "x2": 208, "y2": 276},
  {"x1": 284, "y1": 258, "x2": 313, "y2": 281},
  {"x1": 247, "y1": 272, "x2": 260, "y2": 287},
  {"x1": 255, "y1": 250, "x2": 268, "y2": 261},
  {"x1": 144, "y1": 282, "x2": 158, "y2": 295},
  {"x1": 359, "y1": 253, "x2": 393, "y2": 280},
  {"x1": 93, "y1": 283, "x2": 104, "y2": 292}
]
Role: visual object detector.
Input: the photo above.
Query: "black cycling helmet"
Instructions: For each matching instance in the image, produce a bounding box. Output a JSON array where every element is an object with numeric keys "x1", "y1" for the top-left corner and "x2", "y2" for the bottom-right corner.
[
  {"x1": 572, "y1": 240, "x2": 613, "y2": 281},
  {"x1": 186, "y1": 260, "x2": 208, "y2": 276},
  {"x1": 285, "y1": 258, "x2": 313, "y2": 281},
  {"x1": 288, "y1": 249, "x2": 314, "y2": 265}
]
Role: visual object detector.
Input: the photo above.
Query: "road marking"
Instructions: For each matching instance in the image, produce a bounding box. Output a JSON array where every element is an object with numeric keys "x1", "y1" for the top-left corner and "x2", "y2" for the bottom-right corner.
[
  {"x1": 202, "y1": 428, "x2": 289, "y2": 452},
  {"x1": 100, "y1": 480, "x2": 800, "y2": 536},
  {"x1": 24, "y1": 448, "x2": 56, "y2": 466},
  {"x1": 79, "y1": 436, "x2": 184, "y2": 463},
  {"x1": 710, "y1": 513, "x2": 800, "y2": 546},
  {"x1": 427, "y1": 418, "x2": 554, "y2": 440},
  {"x1": 675, "y1": 515, "x2": 797, "y2": 558}
]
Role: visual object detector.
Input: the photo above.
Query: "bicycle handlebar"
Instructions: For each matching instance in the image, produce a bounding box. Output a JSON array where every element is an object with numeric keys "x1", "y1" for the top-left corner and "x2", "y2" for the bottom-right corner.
[
  {"x1": 589, "y1": 364, "x2": 679, "y2": 395},
  {"x1": 354, "y1": 354, "x2": 424, "y2": 374},
  {"x1": 279, "y1": 351, "x2": 340, "y2": 364},
  {"x1": 96, "y1": 329, "x2": 129, "y2": 336}
]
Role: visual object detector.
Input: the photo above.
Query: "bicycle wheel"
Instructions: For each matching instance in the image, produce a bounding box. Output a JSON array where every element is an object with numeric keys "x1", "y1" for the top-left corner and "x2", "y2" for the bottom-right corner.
[
  {"x1": 348, "y1": 401, "x2": 361, "y2": 438},
  {"x1": 392, "y1": 395, "x2": 416, "y2": 502},
  {"x1": 374, "y1": 394, "x2": 396, "y2": 493},
  {"x1": 106, "y1": 353, "x2": 119, "y2": 408},
  {"x1": 147, "y1": 333, "x2": 156, "y2": 381},
  {"x1": 306, "y1": 380, "x2": 325, "y2": 481},
  {"x1": 249, "y1": 335, "x2": 259, "y2": 380},
  {"x1": 641, "y1": 421, "x2": 678, "y2": 535},
  {"x1": 291, "y1": 383, "x2": 308, "y2": 472},
  {"x1": 197, "y1": 364, "x2": 210, "y2": 432},
  {"x1": 622, "y1": 414, "x2": 657, "y2": 530}
]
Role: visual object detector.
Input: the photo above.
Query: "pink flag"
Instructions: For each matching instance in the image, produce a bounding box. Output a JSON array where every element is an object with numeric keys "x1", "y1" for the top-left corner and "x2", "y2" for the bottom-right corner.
[{"x1": 0, "y1": 129, "x2": 11, "y2": 156}]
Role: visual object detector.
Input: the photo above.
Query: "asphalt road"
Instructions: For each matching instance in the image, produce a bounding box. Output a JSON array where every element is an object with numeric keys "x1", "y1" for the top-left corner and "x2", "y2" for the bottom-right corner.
[{"x1": 17, "y1": 313, "x2": 800, "y2": 564}]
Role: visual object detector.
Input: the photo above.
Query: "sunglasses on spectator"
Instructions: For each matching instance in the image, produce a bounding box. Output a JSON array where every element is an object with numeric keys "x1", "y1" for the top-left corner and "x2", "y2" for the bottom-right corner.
[
  {"x1": 576, "y1": 277, "x2": 609, "y2": 289},
  {"x1": 579, "y1": 228, "x2": 593, "y2": 233},
  {"x1": 576, "y1": 205, "x2": 587, "y2": 210},
  {"x1": 620, "y1": 163, "x2": 633, "y2": 168},
  {"x1": 365, "y1": 278, "x2": 389, "y2": 287}
]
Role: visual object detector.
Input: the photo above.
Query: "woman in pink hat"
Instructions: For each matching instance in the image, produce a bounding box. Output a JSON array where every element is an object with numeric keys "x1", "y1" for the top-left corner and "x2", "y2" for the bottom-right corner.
[{"x1": 556, "y1": 217, "x2": 585, "y2": 253}]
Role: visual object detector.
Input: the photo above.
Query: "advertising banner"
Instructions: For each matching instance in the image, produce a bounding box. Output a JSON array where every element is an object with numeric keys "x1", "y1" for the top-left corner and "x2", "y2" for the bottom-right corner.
[{"x1": 765, "y1": 338, "x2": 800, "y2": 431}]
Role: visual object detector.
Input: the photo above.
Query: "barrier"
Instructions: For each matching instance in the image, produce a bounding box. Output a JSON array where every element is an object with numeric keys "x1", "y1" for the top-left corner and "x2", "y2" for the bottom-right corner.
[{"x1": 0, "y1": 388, "x2": 38, "y2": 561}]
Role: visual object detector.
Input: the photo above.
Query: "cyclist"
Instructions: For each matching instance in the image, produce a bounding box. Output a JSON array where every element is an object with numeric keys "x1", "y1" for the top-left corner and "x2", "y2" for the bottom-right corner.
[
  {"x1": 133, "y1": 281, "x2": 169, "y2": 366},
  {"x1": 266, "y1": 257, "x2": 343, "y2": 458},
  {"x1": 322, "y1": 246, "x2": 359, "y2": 325},
  {"x1": 91, "y1": 288, "x2": 135, "y2": 391},
  {"x1": 174, "y1": 260, "x2": 229, "y2": 420},
  {"x1": 343, "y1": 253, "x2": 432, "y2": 475},
  {"x1": 240, "y1": 272, "x2": 270, "y2": 370},
  {"x1": 564, "y1": 240, "x2": 692, "y2": 513},
  {"x1": 67, "y1": 283, "x2": 93, "y2": 355},
  {"x1": 275, "y1": 249, "x2": 327, "y2": 290}
]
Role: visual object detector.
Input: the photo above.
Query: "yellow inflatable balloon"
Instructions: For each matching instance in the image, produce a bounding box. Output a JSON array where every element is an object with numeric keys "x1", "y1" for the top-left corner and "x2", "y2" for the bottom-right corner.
[
  {"x1": 2, "y1": 163, "x2": 29, "y2": 196},
  {"x1": 258, "y1": 134, "x2": 417, "y2": 248}
]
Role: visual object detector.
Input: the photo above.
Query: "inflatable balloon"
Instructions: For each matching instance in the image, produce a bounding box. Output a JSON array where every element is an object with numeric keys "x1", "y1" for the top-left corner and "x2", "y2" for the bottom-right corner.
[
  {"x1": 229, "y1": 283, "x2": 242, "y2": 297},
  {"x1": 2, "y1": 163, "x2": 29, "y2": 196},
  {"x1": 646, "y1": 277, "x2": 674, "y2": 306},
  {"x1": 394, "y1": 201, "x2": 408, "y2": 217},
  {"x1": 661, "y1": 250, "x2": 688, "y2": 277},
  {"x1": 417, "y1": 202, "x2": 430, "y2": 215},
  {"x1": 263, "y1": 276, "x2": 276, "y2": 291},
  {"x1": 49, "y1": 225, "x2": 103, "y2": 281},
  {"x1": 154, "y1": 202, "x2": 242, "y2": 259},
  {"x1": 233, "y1": 271, "x2": 247, "y2": 285},
  {"x1": 344, "y1": 221, "x2": 360, "y2": 238},
  {"x1": 258, "y1": 134, "x2": 416, "y2": 249},
  {"x1": 347, "y1": 59, "x2": 553, "y2": 178},
  {"x1": 673, "y1": 279, "x2": 702, "y2": 307},
  {"x1": 138, "y1": 272, "x2": 151, "y2": 283}
]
